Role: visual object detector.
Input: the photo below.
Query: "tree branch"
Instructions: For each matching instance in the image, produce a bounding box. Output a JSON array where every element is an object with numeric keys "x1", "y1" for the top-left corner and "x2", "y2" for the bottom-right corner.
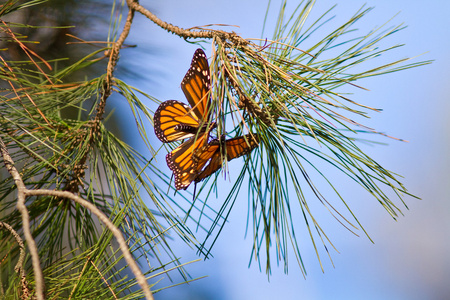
[
  {"x1": 94, "y1": 4, "x2": 135, "y2": 125},
  {"x1": 0, "y1": 138, "x2": 44, "y2": 300},
  {"x1": 0, "y1": 137, "x2": 154, "y2": 300},
  {"x1": 127, "y1": 0, "x2": 248, "y2": 46},
  {"x1": 0, "y1": 221, "x2": 32, "y2": 300},
  {"x1": 74, "y1": 3, "x2": 136, "y2": 193},
  {"x1": 25, "y1": 189, "x2": 154, "y2": 300}
]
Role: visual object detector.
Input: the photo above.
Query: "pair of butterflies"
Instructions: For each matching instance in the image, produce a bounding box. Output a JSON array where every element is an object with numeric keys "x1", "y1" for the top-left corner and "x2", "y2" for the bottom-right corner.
[{"x1": 154, "y1": 48, "x2": 258, "y2": 190}]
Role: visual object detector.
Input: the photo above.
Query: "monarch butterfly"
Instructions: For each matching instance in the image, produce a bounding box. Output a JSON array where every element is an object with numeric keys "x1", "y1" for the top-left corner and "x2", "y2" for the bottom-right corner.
[
  {"x1": 157, "y1": 48, "x2": 215, "y2": 190},
  {"x1": 154, "y1": 48, "x2": 215, "y2": 143},
  {"x1": 194, "y1": 134, "x2": 259, "y2": 183}
]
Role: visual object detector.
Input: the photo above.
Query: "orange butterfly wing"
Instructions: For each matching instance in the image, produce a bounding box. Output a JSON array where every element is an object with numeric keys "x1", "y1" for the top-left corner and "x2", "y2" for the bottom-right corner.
[
  {"x1": 195, "y1": 134, "x2": 259, "y2": 182},
  {"x1": 154, "y1": 100, "x2": 200, "y2": 143},
  {"x1": 154, "y1": 48, "x2": 214, "y2": 143},
  {"x1": 193, "y1": 138, "x2": 221, "y2": 174},
  {"x1": 181, "y1": 48, "x2": 212, "y2": 123},
  {"x1": 166, "y1": 132, "x2": 211, "y2": 190},
  {"x1": 156, "y1": 48, "x2": 218, "y2": 189}
]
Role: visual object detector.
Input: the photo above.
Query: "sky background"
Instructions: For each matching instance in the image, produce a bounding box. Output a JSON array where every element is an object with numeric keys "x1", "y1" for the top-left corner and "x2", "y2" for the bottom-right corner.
[{"x1": 112, "y1": 1, "x2": 450, "y2": 299}]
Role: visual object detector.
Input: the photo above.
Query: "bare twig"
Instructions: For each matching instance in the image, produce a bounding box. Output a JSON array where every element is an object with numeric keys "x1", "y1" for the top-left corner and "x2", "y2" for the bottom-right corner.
[
  {"x1": 0, "y1": 221, "x2": 33, "y2": 300},
  {"x1": 0, "y1": 222, "x2": 25, "y2": 277},
  {"x1": 127, "y1": 0, "x2": 248, "y2": 46},
  {"x1": 0, "y1": 138, "x2": 44, "y2": 300},
  {"x1": 124, "y1": 1, "x2": 275, "y2": 127}
]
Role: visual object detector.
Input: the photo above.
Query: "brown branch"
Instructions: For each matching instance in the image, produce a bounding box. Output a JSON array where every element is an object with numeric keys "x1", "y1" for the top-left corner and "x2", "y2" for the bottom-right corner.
[
  {"x1": 74, "y1": 4, "x2": 135, "y2": 194},
  {"x1": 0, "y1": 138, "x2": 44, "y2": 300},
  {"x1": 127, "y1": 0, "x2": 248, "y2": 46},
  {"x1": 92, "y1": 5, "x2": 134, "y2": 133},
  {"x1": 0, "y1": 222, "x2": 25, "y2": 276},
  {"x1": 75, "y1": 0, "x2": 250, "y2": 193},
  {"x1": 0, "y1": 221, "x2": 33, "y2": 300},
  {"x1": 95, "y1": 6, "x2": 134, "y2": 121}
]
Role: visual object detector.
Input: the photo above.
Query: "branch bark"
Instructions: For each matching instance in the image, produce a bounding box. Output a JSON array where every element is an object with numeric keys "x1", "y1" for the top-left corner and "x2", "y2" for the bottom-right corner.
[
  {"x1": 127, "y1": 0, "x2": 248, "y2": 46},
  {"x1": 0, "y1": 221, "x2": 32, "y2": 300},
  {"x1": 0, "y1": 137, "x2": 44, "y2": 300},
  {"x1": 73, "y1": 2, "x2": 136, "y2": 194}
]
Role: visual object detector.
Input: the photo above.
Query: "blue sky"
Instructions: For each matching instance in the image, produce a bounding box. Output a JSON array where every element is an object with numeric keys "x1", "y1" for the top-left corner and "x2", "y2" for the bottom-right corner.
[{"x1": 115, "y1": 1, "x2": 450, "y2": 299}]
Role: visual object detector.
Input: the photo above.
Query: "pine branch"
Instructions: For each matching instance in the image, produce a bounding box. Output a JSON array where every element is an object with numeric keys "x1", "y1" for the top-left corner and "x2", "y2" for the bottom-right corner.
[
  {"x1": 127, "y1": 0, "x2": 248, "y2": 46},
  {"x1": 154, "y1": 0, "x2": 428, "y2": 274},
  {"x1": 74, "y1": 2, "x2": 136, "y2": 195},
  {"x1": 0, "y1": 137, "x2": 154, "y2": 300},
  {"x1": 0, "y1": 0, "x2": 430, "y2": 294}
]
